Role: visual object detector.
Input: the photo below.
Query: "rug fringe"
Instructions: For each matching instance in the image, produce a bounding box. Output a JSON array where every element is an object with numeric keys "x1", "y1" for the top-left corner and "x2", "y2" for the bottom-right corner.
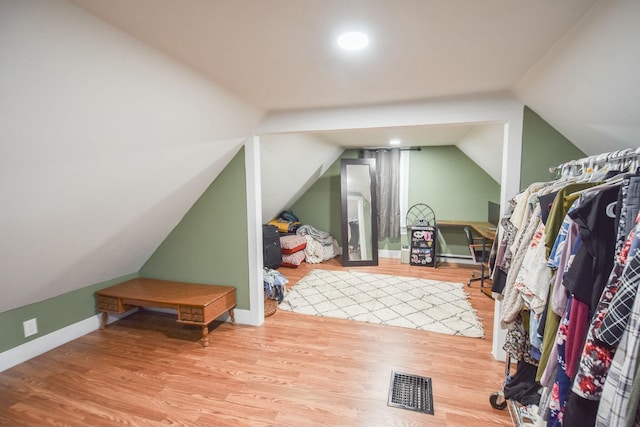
[{"x1": 462, "y1": 287, "x2": 486, "y2": 339}]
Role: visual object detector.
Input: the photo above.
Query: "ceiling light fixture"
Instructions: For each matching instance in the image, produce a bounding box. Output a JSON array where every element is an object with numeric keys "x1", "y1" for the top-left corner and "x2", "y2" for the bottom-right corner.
[
  {"x1": 389, "y1": 139, "x2": 401, "y2": 146},
  {"x1": 337, "y1": 31, "x2": 369, "y2": 51}
]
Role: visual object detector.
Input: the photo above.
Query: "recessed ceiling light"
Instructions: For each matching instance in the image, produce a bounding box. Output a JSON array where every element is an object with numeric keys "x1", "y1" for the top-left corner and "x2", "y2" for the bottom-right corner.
[
  {"x1": 389, "y1": 139, "x2": 401, "y2": 146},
  {"x1": 337, "y1": 31, "x2": 369, "y2": 51}
]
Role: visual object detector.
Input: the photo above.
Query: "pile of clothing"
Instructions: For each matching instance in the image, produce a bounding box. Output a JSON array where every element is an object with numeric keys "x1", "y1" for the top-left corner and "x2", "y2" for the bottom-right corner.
[
  {"x1": 263, "y1": 268, "x2": 288, "y2": 303},
  {"x1": 268, "y1": 210, "x2": 301, "y2": 233},
  {"x1": 296, "y1": 224, "x2": 339, "y2": 263}
]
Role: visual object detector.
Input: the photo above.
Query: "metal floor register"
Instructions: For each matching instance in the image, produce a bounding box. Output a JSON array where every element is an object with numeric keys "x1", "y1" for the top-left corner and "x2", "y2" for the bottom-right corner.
[{"x1": 387, "y1": 371, "x2": 434, "y2": 415}]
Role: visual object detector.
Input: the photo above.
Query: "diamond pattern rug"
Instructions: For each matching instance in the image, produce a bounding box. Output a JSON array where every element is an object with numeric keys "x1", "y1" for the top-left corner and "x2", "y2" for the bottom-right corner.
[{"x1": 278, "y1": 269, "x2": 484, "y2": 338}]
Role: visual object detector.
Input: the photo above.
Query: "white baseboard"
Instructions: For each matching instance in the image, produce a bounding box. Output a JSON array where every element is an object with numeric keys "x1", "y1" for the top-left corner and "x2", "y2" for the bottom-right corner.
[
  {"x1": 0, "y1": 313, "x2": 107, "y2": 373},
  {"x1": 438, "y1": 255, "x2": 475, "y2": 265},
  {"x1": 379, "y1": 249, "x2": 401, "y2": 259},
  {"x1": 0, "y1": 307, "x2": 252, "y2": 373},
  {"x1": 380, "y1": 249, "x2": 474, "y2": 265}
]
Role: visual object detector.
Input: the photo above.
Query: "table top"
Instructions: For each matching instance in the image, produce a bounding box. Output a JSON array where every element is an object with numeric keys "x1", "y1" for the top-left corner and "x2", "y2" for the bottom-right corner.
[
  {"x1": 437, "y1": 220, "x2": 497, "y2": 241},
  {"x1": 96, "y1": 278, "x2": 235, "y2": 307}
]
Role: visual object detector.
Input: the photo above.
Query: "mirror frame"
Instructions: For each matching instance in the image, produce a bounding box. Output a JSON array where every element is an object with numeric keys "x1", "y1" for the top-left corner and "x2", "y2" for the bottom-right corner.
[{"x1": 340, "y1": 158, "x2": 378, "y2": 266}]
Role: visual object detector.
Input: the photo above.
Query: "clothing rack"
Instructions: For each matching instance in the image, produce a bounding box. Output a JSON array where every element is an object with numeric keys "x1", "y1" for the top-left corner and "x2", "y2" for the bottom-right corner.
[
  {"x1": 490, "y1": 146, "x2": 640, "y2": 427},
  {"x1": 549, "y1": 147, "x2": 640, "y2": 176}
]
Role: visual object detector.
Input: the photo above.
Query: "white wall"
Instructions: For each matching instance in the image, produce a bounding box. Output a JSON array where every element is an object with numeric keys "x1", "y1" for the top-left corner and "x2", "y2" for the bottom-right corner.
[
  {"x1": 260, "y1": 133, "x2": 343, "y2": 221},
  {"x1": 258, "y1": 92, "x2": 522, "y2": 133},
  {"x1": 514, "y1": 0, "x2": 640, "y2": 155},
  {"x1": 0, "y1": 0, "x2": 263, "y2": 313},
  {"x1": 456, "y1": 124, "x2": 504, "y2": 184}
]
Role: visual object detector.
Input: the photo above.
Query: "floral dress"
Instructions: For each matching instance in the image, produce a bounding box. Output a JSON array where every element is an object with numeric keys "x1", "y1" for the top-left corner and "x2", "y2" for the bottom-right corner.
[
  {"x1": 547, "y1": 297, "x2": 573, "y2": 427},
  {"x1": 572, "y1": 219, "x2": 638, "y2": 398},
  {"x1": 562, "y1": 214, "x2": 640, "y2": 426}
]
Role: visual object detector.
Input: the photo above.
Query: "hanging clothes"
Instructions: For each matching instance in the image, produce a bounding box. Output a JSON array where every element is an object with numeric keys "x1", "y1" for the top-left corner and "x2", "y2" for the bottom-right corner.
[
  {"x1": 491, "y1": 148, "x2": 640, "y2": 426},
  {"x1": 562, "y1": 183, "x2": 621, "y2": 313},
  {"x1": 538, "y1": 205, "x2": 581, "y2": 385},
  {"x1": 563, "y1": 194, "x2": 640, "y2": 427},
  {"x1": 544, "y1": 182, "x2": 600, "y2": 257},
  {"x1": 547, "y1": 296, "x2": 574, "y2": 427},
  {"x1": 595, "y1": 259, "x2": 640, "y2": 426}
]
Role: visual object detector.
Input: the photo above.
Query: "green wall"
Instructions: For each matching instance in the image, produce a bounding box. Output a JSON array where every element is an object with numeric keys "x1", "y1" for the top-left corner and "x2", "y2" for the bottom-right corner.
[
  {"x1": 0, "y1": 273, "x2": 138, "y2": 353},
  {"x1": 408, "y1": 146, "x2": 500, "y2": 256},
  {"x1": 139, "y1": 147, "x2": 250, "y2": 309},
  {"x1": 1, "y1": 146, "x2": 250, "y2": 355},
  {"x1": 409, "y1": 146, "x2": 499, "y2": 221},
  {"x1": 520, "y1": 106, "x2": 585, "y2": 189},
  {"x1": 288, "y1": 147, "x2": 499, "y2": 257}
]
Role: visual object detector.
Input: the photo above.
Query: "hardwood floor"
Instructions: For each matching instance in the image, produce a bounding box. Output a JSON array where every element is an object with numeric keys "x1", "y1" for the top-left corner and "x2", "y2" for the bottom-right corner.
[{"x1": 0, "y1": 258, "x2": 511, "y2": 426}]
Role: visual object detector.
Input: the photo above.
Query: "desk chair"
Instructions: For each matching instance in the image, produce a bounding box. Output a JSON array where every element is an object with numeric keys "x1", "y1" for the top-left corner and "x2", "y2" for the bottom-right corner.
[{"x1": 463, "y1": 226, "x2": 491, "y2": 288}]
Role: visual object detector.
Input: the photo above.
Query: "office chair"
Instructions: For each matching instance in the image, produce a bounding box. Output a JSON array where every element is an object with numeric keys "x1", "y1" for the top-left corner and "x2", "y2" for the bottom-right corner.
[{"x1": 463, "y1": 226, "x2": 491, "y2": 288}]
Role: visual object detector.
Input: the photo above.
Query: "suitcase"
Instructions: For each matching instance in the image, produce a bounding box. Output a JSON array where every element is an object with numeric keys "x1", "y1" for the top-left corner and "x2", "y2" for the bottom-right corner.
[{"x1": 263, "y1": 224, "x2": 282, "y2": 269}]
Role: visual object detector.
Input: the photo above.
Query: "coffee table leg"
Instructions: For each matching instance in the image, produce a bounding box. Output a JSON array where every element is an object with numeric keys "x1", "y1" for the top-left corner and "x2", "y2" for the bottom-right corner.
[
  {"x1": 229, "y1": 308, "x2": 235, "y2": 324},
  {"x1": 201, "y1": 325, "x2": 209, "y2": 347}
]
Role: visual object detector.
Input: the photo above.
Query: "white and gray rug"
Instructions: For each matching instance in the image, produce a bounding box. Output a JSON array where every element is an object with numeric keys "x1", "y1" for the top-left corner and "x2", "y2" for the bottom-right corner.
[{"x1": 279, "y1": 269, "x2": 484, "y2": 338}]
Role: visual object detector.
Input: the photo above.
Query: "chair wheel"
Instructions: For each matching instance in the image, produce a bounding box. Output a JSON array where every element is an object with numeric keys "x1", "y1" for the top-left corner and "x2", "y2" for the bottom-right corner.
[{"x1": 489, "y1": 392, "x2": 507, "y2": 410}]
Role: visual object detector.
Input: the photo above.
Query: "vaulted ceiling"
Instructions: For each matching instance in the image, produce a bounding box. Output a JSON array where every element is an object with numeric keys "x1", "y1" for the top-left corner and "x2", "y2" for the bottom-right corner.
[
  {"x1": 71, "y1": 0, "x2": 593, "y2": 111},
  {"x1": 71, "y1": 0, "x2": 639, "y2": 155}
]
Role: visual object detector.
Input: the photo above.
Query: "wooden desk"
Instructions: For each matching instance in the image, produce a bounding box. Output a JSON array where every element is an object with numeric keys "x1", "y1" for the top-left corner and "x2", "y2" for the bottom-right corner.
[
  {"x1": 437, "y1": 220, "x2": 497, "y2": 241},
  {"x1": 437, "y1": 220, "x2": 495, "y2": 289},
  {"x1": 96, "y1": 278, "x2": 236, "y2": 347}
]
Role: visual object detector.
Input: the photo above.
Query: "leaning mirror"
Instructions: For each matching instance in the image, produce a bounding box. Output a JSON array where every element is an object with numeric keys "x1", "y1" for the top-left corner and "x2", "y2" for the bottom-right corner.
[{"x1": 341, "y1": 159, "x2": 378, "y2": 266}]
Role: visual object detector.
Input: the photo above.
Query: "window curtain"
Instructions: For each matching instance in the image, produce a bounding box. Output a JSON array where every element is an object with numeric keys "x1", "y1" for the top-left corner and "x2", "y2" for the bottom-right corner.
[{"x1": 362, "y1": 148, "x2": 401, "y2": 239}]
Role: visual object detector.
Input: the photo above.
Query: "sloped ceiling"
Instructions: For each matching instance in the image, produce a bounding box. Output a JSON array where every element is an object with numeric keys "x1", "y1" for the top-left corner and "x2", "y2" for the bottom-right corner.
[
  {"x1": 513, "y1": 0, "x2": 640, "y2": 155},
  {"x1": 0, "y1": 0, "x2": 263, "y2": 313},
  {"x1": 71, "y1": 0, "x2": 640, "y2": 171},
  {"x1": 71, "y1": 0, "x2": 594, "y2": 111}
]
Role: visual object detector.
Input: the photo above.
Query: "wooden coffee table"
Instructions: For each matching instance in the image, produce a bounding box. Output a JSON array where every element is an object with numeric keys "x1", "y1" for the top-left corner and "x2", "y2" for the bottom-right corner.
[{"x1": 96, "y1": 278, "x2": 236, "y2": 347}]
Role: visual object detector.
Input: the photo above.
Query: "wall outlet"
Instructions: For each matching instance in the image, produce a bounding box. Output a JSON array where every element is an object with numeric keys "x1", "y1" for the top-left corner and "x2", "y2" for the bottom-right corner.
[{"x1": 23, "y1": 318, "x2": 38, "y2": 337}]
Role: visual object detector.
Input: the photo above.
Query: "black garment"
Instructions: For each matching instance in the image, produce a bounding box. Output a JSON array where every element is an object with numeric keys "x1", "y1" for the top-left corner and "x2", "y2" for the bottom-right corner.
[
  {"x1": 537, "y1": 303, "x2": 548, "y2": 338},
  {"x1": 539, "y1": 190, "x2": 560, "y2": 225},
  {"x1": 503, "y1": 360, "x2": 541, "y2": 406},
  {"x1": 564, "y1": 184, "x2": 620, "y2": 313},
  {"x1": 615, "y1": 174, "x2": 640, "y2": 257},
  {"x1": 492, "y1": 268, "x2": 507, "y2": 294},
  {"x1": 563, "y1": 391, "x2": 599, "y2": 427}
]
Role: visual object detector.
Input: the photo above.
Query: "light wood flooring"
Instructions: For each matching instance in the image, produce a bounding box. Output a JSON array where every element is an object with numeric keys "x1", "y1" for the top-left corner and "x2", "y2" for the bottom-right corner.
[{"x1": 0, "y1": 258, "x2": 511, "y2": 426}]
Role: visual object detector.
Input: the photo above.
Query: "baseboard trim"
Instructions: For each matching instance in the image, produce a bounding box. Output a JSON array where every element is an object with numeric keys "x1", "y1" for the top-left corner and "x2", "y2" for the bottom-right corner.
[
  {"x1": 379, "y1": 249, "x2": 401, "y2": 259},
  {"x1": 380, "y1": 250, "x2": 474, "y2": 265},
  {"x1": 0, "y1": 312, "x2": 109, "y2": 373},
  {"x1": 0, "y1": 307, "x2": 252, "y2": 373},
  {"x1": 437, "y1": 255, "x2": 475, "y2": 264}
]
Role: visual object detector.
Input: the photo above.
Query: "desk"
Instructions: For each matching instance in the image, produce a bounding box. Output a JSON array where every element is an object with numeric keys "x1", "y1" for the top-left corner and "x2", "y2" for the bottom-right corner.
[
  {"x1": 437, "y1": 220, "x2": 497, "y2": 241},
  {"x1": 96, "y1": 278, "x2": 236, "y2": 347},
  {"x1": 437, "y1": 220, "x2": 496, "y2": 289}
]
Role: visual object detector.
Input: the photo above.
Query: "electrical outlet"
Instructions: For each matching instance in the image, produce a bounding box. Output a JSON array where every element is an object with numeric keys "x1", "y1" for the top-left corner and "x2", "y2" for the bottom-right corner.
[{"x1": 23, "y1": 318, "x2": 38, "y2": 337}]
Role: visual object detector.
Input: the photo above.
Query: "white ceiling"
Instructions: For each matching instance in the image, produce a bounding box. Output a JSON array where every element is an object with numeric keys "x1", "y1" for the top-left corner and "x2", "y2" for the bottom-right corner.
[
  {"x1": 70, "y1": 0, "x2": 604, "y2": 150},
  {"x1": 71, "y1": 0, "x2": 595, "y2": 111}
]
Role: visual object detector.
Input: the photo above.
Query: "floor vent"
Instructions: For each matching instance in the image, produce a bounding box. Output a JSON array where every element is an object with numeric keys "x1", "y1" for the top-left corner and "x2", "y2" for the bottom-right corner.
[{"x1": 387, "y1": 371, "x2": 434, "y2": 415}]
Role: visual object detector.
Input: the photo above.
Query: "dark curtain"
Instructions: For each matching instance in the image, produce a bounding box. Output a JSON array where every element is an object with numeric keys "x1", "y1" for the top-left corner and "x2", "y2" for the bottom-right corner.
[{"x1": 362, "y1": 148, "x2": 401, "y2": 239}]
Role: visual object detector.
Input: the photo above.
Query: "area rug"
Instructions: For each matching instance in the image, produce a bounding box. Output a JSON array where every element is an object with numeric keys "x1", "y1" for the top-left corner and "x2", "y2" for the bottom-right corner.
[{"x1": 278, "y1": 269, "x2": 484, "y2": 338}]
